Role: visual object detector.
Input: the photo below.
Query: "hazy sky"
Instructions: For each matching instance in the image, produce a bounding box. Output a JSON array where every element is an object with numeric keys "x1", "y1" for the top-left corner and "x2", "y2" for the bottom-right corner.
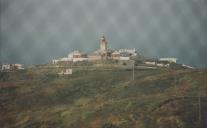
[{"x1": 0, "y1": 0, "x2": 207, "y2": 67}]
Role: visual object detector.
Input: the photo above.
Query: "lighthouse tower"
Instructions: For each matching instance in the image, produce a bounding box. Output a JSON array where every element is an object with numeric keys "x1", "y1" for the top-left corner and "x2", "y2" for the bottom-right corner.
[{"x1": 99, "y1": 33, "x2": 107, "y2": 51}]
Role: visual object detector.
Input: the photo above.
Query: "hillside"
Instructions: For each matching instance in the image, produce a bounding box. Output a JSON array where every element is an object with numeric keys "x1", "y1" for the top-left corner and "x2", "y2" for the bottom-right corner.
[{"x1": 0, "y1": 65, "x2": 207, "y2": 128}]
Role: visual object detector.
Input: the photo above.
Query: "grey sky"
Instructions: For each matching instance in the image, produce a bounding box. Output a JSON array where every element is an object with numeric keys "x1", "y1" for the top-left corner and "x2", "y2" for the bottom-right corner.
[{"x1": 0, "y1": 0, "x2": 207, "y2": 67}]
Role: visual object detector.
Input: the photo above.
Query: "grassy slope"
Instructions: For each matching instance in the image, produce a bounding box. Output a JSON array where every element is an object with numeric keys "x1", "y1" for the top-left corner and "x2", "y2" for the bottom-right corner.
[{"x1": 0, "y1": 67, "x2": 207, "y2": 128}]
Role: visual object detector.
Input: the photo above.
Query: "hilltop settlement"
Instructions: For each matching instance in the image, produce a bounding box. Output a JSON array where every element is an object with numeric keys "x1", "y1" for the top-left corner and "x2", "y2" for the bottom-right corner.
[
  {"x1": 52, "y1": 33, "x2": 178, "y2": 67},
  {"x1": 1, "y1": 33, "x2": 194, "y2": 72}
]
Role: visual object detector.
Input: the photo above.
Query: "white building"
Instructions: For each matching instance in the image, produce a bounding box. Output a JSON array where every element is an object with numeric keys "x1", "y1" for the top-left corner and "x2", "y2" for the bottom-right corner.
[
  {"x1": 58, "y1": 69, "x2": 73, "y2": 75},
  {"x1": 118, "y1": 48, "x2": 137, "y2": 56},
  {"x1": 159, "y1": 58, "x2": 177, "y2": 63},
  {"x1": 60, "y1": 58, "x2": 72, "y2": 61},
  {"x1": 1, "y1": 64, "x2": 24, "y2": 71},
  {"x1": 157, "y1": 63, "x2": 170, "y2": 67},
  {"x1": 14, "y1": 64, "x2": 24, "y2": 70},
  {"x1": 144, "y1": 61, "x2": 156, "y2": 65},
  {"x1": 182, "y1": 64, "x2": 194, "y2": 69},
  {"x1": 71, "y1": 50, "x2": 88, "y2": 62},
  {"x1": 88, "y1": 53, "x2": 102, "y2": 61},
  {"x1": 120, "y1": 57, "x2": 130, "y2": 60},
  {"x1": 52, "y1": 59, "x2": 59, "y2": 64},
  {"x1": 52, "y1": 57, "x2": 72, "y2": 64},
  {"x1": 52, "y1": 50, "x2": 88, "y2": 64},
  {"x1": 1, "y1": 64, "x2": 11, "y2": 71},
  {"x1": 112, "y1": 51, "x2": 120, "y2": 60}
]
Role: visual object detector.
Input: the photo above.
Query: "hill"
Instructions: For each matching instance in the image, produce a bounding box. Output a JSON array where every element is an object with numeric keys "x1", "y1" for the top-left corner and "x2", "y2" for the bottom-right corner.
[{"x1": 0, "y1": 65, "x2": 207, "y2": 128}]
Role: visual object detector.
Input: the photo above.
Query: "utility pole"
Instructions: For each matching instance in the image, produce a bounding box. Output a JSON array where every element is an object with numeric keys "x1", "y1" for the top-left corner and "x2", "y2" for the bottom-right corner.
[
  {"x1": 174, "y1": 75, "x2": 177, "y2": 96},
  {"x1": 198, "y1": 93, "x2": 201, "y2": 128},
  {"x1": 132, "y1": 61, "x2": 135, "y2": 80}
]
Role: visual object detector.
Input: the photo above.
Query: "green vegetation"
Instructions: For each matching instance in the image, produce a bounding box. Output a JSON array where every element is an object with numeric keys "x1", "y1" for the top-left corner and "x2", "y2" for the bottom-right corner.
[{"x1": 0, "y1": 65, "x2": 207, "y2": 128}]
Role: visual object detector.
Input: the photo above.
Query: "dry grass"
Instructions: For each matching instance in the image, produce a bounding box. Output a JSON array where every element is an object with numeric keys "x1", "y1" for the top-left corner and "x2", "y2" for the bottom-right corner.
[{"x1": 0, "y1": 67, "x2": 206, "y2": 128}]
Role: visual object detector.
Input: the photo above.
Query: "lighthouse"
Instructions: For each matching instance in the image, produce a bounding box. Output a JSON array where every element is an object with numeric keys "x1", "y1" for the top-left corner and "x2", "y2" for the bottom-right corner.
[{"x1": 99, "y1": 33, "x2": 107, "y2": 51}]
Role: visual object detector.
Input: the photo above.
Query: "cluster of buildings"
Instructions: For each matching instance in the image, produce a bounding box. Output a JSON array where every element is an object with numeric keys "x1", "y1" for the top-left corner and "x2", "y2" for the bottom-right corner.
[
  {"x1": 52, "y1": 33, "x2": 138, "y2": 64},
  {"x1": 1, "y1": 64, "x2": 24, "y2": 71},
  {"x1": 52, "y1": 33, "x2": 178, "y2": 68},
  {"x1": 0, "y1": 34, "x2": 179, "y2": 73}
]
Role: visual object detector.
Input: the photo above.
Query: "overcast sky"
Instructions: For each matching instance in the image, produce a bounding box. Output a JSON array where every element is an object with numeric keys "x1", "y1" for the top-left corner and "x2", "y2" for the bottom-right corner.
[{"x1": 0, "y1": 0, "x2": 207, "y2": 67}]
